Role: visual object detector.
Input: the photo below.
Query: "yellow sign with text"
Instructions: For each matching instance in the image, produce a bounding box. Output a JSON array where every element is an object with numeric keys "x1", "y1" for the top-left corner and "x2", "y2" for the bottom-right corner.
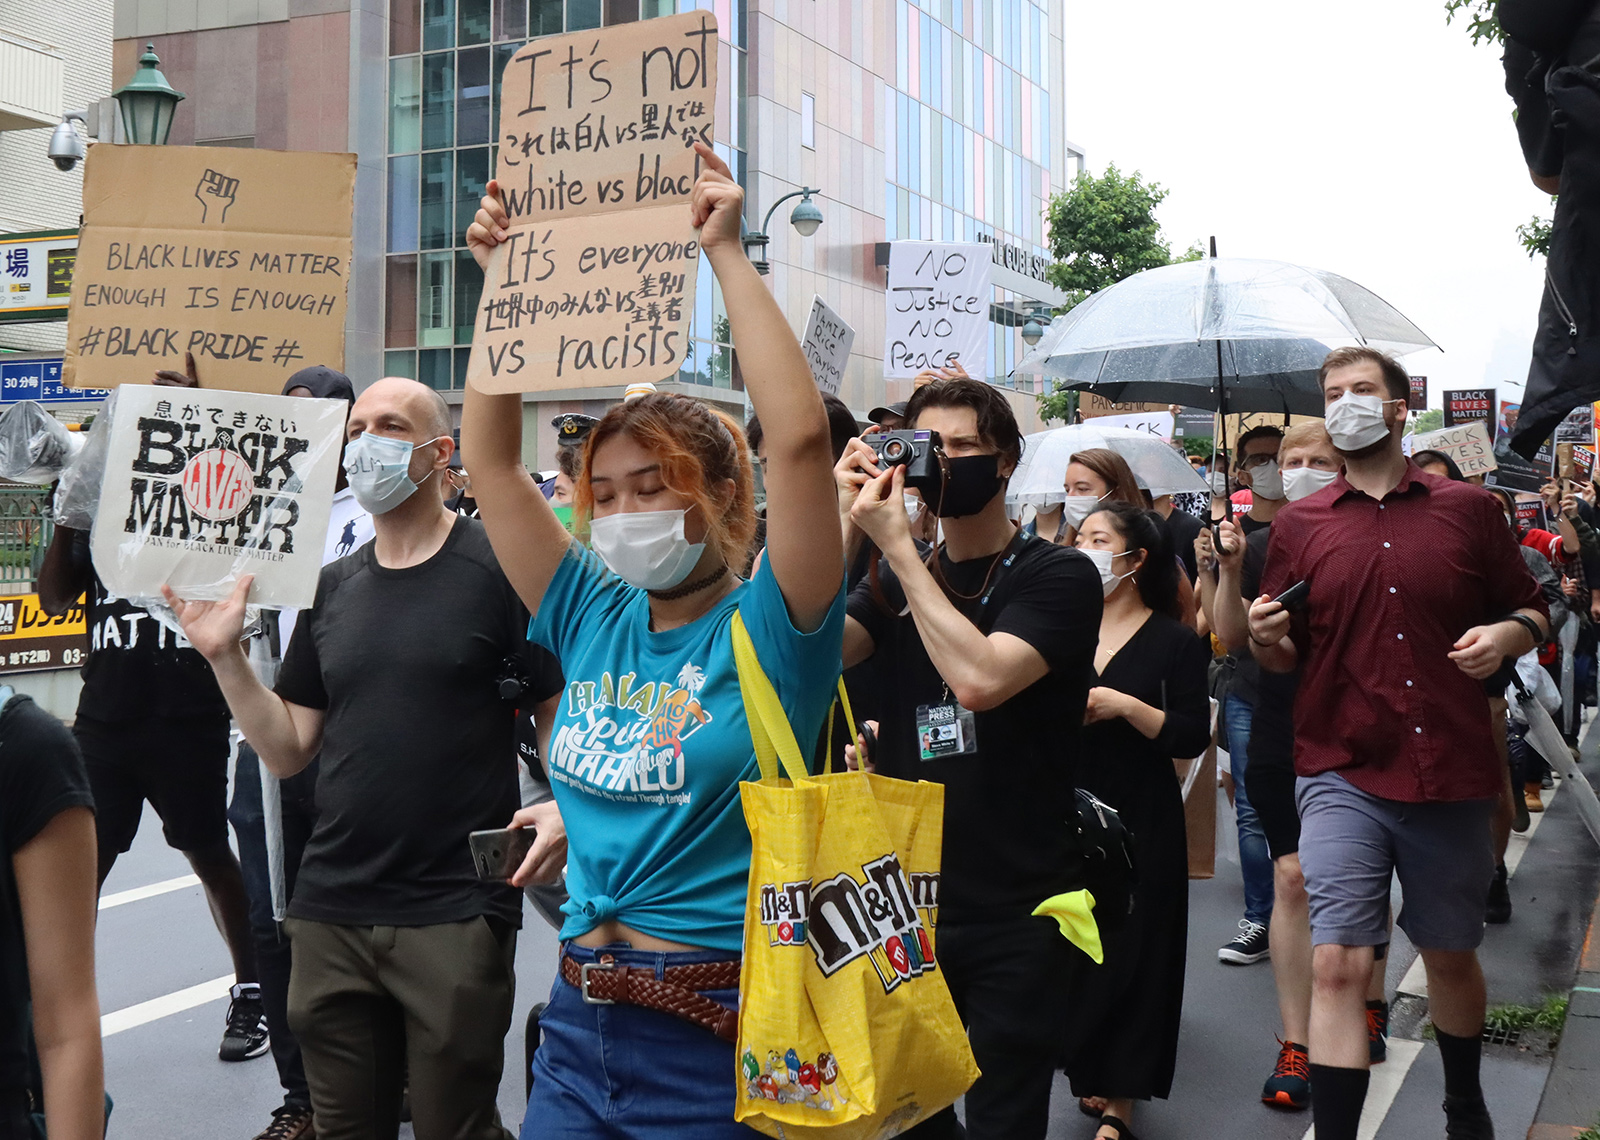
[{"x1": 0, "y1": 593, "x2": 88, "y2": 673}]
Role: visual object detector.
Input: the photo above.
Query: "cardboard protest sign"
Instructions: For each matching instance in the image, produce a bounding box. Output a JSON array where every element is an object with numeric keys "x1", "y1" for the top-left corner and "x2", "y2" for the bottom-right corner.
[
  {"x1": 1443, "y1": 388, "x2": 1496, "y2": 439},
  {"x1": 467, "y1": 11, "x2": 718, "y2": 394},
  {"x1": 883, "y1": 241, "x2": 991, "y2": 379},
  {"x1": 1079, "y1": 394, "x2": 1166, "y2": 418},
  {"x1": 93, "y1": 385, "x2": 345, "y2": 609},
  {"x1": 1409, "y1": 422, "x2": 1497, "y2": 478},
  {"x1": 1556, "y1": 404, "x2": 1594, "y2": 445},
  {"x1": 64, "y1": 146, "x2": 355, "y2": 394},
  {"x1": 800, "y1": 295, "x2": 855, "y2": 395}
]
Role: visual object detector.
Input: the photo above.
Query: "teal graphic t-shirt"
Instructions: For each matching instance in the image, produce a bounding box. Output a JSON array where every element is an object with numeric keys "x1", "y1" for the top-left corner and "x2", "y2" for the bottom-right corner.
[{"x1": 530, "y1": 544, "x2": 846, "y2": 951}]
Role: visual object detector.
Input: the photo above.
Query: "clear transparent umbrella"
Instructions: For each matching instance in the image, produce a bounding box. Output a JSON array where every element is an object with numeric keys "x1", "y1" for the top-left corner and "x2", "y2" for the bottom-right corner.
[
  {"x1": 1016, "y1": 257, "x2": 1438, "y2": 418},
  {"x1": 1008, "y1": 424, "x2": 1209, "y2": 509}
]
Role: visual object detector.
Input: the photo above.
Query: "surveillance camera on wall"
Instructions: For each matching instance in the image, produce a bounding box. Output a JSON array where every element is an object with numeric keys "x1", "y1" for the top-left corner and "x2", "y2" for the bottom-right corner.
[{"x1": 48, "y1": 112, "x2": 87, "y2": 172}]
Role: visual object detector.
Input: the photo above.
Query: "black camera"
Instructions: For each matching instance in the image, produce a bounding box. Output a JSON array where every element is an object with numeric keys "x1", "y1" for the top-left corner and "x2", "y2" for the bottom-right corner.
[{"x1": 872, "y1": 429, "x2": 944, "y2": 496}]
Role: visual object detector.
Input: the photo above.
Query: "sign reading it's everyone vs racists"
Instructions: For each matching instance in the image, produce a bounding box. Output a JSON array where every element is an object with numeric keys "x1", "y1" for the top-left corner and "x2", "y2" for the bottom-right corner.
[{"x1": 468, "y1": 11, "x2": 719, "y2": 394}]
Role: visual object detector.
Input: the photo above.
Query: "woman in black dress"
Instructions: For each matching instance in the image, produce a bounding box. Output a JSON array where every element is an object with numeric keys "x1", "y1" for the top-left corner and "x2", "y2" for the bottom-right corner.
[{"x1": 1066, "y1": 503, "x2": 1212, "y2": 1140}]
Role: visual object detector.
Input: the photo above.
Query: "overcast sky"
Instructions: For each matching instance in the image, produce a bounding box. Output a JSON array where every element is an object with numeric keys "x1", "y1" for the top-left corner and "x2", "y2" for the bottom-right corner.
[{"x1": 1061, "y1": 0, "x2": 1551, "y2": 409}]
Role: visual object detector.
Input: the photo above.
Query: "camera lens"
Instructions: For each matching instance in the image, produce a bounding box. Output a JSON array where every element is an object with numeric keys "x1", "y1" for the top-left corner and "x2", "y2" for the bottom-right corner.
[{"x1": 880, "y1": 438, "x2": 907, "y2": 463}]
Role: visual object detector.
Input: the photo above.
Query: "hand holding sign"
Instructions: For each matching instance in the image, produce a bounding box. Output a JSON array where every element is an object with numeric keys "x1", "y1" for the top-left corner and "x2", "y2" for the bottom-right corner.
[{"x1": 162, "y1": 574, "x2": 253, "y2": 661}]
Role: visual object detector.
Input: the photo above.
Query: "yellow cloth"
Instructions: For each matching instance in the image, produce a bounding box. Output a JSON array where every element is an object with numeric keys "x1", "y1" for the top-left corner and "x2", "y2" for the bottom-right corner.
[{"x1": 1032, "y1": 889, "x2": 1104, "y2": 965}]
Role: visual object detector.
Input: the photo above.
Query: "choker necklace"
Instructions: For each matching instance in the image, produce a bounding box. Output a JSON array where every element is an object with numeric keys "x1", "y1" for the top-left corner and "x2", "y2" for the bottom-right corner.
[{"x1": 649, "y1": 563, "x2": 729, "y2": 601}]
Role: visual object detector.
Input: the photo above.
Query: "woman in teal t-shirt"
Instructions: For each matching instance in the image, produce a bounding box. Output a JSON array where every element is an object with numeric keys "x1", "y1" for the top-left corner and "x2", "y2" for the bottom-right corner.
[{"x1": 463, "y1": 143, "x2": 846, "y2": 1138}]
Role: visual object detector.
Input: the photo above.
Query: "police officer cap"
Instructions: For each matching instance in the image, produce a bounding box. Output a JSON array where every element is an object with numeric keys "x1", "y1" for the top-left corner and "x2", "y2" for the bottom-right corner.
[{"x1": 552, "y1": 413, "x2": 599, "y2": 448}]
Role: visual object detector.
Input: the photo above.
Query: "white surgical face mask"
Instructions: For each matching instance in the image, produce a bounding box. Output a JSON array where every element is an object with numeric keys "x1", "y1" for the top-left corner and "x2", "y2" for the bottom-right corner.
[
  {"x1": 1081, "y1": 547, "x2": 1135, "y2": 598},
  {"x1": 1209, "y1": 469, "x2": 1231, "y2": 497},
  {"x1": 344, "y1": 432, "x2": 443, "y2": 515},
  {"x1": 1247, "y1": 459, "x2": 1284, "y2": 500},
  {"x1": 1282, "y1": 466, "x2": 1339, "y2": 502},
  {"x1": 906, "y1": 496, "x2": 925, "y2": 523},
  {"x1": 1324, "y1": 392, "x2": 1397, "y2": 453},
  {"x1": 589, "y1": 507, "x2": 706, "y2": 591},
  {"x1": 1060, "y1": 491, "x2": 1109, "y2": 533}
]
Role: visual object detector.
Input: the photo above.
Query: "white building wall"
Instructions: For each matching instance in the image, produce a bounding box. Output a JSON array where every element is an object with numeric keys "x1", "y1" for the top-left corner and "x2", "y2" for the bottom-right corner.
[{"x1": 0, "y1": 1, "x2": 114, "y2": 354}]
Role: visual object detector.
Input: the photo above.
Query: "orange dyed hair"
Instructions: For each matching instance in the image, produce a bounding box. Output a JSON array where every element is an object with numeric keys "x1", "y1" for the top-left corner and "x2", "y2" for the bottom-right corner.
[{"x1": 573, "y1": 393, "x2": 758, "y2": 573}]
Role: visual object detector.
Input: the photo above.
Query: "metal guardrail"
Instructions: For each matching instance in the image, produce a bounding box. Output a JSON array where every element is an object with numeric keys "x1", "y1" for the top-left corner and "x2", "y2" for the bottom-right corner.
[{"x1": 0, "y1": 486, "x2": 53, "y2": 594}]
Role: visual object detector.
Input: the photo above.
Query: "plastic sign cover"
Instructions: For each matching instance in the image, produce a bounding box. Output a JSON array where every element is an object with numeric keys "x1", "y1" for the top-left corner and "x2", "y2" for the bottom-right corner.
[{"x1": 93, "y1": 386, "x2": 346, "y2": 609}]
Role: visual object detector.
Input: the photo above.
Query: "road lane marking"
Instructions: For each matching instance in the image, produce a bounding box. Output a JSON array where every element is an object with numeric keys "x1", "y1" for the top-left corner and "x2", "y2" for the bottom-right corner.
[
  {"x1": 1300, "y1": 1037, "x2": 1424, "y2": 1140},
  {"x1": 101, "y1": 974, "x2": 233, "y2": 1038},
  {"x1": 98, "y1": 874, "x2": 202, "y2": 911}
]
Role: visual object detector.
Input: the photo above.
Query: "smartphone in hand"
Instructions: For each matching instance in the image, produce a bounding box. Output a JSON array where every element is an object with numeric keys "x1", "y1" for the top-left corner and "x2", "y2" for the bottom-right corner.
[
  {"x1": 468, "y1": 827, "x2": 536, "y2": 881},
  {"x1": 1273, "y1": 580, "x2": 1311, "y2": 613}
]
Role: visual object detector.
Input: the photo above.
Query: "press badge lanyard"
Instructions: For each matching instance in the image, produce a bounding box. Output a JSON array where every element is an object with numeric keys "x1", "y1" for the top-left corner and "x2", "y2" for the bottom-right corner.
[{"x1": 917, "y1": 530, "x2": 1031, "y2": 761}]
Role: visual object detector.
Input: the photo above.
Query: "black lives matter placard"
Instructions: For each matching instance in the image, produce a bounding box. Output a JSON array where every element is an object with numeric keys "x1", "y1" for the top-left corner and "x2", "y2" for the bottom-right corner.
[
  {"x1": 468, "y1": 11, "x2": 718, "y2": 394},
  {"x1": 65, "y1": 146, "x2": 355, "y2": 394},
  {"x1": 93, "y1": 386, "x2": 345, "y2": 609},
  {"x1": 1443, "y1": 388, "x2": 1497, "y2": 439}
]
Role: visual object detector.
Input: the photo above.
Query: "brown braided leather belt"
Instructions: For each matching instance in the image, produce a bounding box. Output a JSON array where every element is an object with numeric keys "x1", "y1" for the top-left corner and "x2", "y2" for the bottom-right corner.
[{"x1": 560, "y1": 953, "x2": 742, "y2": 1042}]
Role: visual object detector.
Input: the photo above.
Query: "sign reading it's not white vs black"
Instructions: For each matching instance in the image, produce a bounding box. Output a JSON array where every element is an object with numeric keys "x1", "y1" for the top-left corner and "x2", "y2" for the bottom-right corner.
[{"x1": 94, "y1": 386, "x2": 344, "y2": 610}]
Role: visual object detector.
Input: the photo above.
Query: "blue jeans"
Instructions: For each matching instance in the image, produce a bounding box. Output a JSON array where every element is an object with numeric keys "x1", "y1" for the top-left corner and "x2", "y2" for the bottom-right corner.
[
  {"x1": 522, "y1": 943, "x2": 757, "y2": 1139},
  {"x1": 1224, "y1": 693, "x2": 1274, "y2": 926}
]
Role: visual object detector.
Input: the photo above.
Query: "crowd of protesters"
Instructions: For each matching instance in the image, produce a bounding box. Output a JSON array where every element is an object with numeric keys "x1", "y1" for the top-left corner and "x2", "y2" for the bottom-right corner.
[{"x1": 2, "y1": 146, "x2": 1586, "y2": 1140}]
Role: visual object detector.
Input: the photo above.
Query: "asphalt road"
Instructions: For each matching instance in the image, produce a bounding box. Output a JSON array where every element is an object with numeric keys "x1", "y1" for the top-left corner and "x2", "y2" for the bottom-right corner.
[{"x1": 93, "y1": 727, "x2": 1600, "y2": 1140}]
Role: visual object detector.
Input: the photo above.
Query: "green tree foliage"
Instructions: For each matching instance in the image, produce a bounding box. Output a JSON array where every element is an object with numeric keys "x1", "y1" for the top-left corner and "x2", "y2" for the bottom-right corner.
[
  {"x1": 1409, "y1": 408, "x2": 1444, "y2": 434},
  {"x1": 1444, "y1": 0, "x2": 1503, "y2": 45},
  {"x1": 1518, "y1": 212, "x2": 1554, "y2": 259},
  {"x1": 1036, "y1": 166, "x2": 1200, "y2": 424}
]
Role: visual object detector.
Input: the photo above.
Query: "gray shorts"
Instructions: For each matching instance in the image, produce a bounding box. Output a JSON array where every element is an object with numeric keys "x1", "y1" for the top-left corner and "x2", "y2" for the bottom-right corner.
[{"x1": 1295, "y1": 771, "x2": 1495, "y2": 952}]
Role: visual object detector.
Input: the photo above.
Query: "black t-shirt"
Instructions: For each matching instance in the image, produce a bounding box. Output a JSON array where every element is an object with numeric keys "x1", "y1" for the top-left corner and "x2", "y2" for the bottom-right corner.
[
  {"x1": 275, "y1": 516, "x2": 547, "y2": 927},
  {"x1": 1239, "y1": 527, "x2": 1298, "y2": 772},
  {"x1": 70, "y1": 531, "x2": 228, "y2": 725},
  {"x1": 847, "y1": 534, "x2": 1102, "y2": 924},
  {"x1": 1240, "y1": 513, "x2": 1272, "y2": 536},
  {"x1": 1, "y1": 695, "x2": 93, "y2": 1097},
  {"x1": 1164, "y1": 506, "x2": 1204, "y2": 582}
]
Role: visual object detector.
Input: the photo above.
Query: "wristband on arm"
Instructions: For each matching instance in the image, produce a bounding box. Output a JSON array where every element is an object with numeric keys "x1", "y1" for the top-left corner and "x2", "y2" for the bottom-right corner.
[{"x1": 1502, "y1": 612, "x2": 1543, "y2": 648}]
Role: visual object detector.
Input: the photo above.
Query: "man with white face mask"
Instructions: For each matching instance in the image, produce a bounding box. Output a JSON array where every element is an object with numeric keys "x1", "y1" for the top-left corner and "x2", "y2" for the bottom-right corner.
[
  {"x1": 1248, "y1": 348, "x2": 1548, "y2": 1140},
  {"x1": 165, "y1": 377, "x2": 565, "y2": 1140},
  {"x1": 1205, "y1": 424, "x2": 1288, "y2": 968}
]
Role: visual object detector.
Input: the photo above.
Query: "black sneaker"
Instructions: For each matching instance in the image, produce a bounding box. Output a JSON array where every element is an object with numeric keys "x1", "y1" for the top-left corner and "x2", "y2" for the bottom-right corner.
[
  {"x1": 219, "y1": 982, "x2": 269, "y2": 1062},
  {"x1": 1367, "y1": 999, "x2": 1388, "y2": 1064},
  {"x1": 251, "y1": 1103, "x2": 314, "y2": 1140},
  {"x1": 1218, "y1": 919, "x2": 1270, "y2": 965},
  {"x1": 1485, "y1": 863, "x2": 1512, "y2": 924},
  {"x1": 1443, "y1": 1093, "x2": 1495, "y2": 1139},
  {"x1": 1261, "y1": 1039, "x2": 1310, "y2": 1110}
]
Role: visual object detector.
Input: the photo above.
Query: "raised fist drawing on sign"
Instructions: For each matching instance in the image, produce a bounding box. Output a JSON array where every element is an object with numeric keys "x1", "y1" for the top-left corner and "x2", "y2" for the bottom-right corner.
[{"x1": 195, "y1": 169, "x2": 239, "y2": 223}]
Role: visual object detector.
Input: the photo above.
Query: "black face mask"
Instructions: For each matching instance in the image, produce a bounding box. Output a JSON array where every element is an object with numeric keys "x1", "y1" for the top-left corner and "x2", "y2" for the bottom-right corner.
[{"x1": 932, "y1": 454, "x2": 1003, "y2": 518}]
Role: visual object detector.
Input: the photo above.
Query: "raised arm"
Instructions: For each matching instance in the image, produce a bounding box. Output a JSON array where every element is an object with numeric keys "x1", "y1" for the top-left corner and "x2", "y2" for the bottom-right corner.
[
  {"x1": 37, "y1": 524, "x2": 92, "y2": 618},
  {"x1": 462, "y1": 179, "x2": 573, "y2": 617},
  {"x1": 163, "y1": 577, "x2": 324, "y2": 778},
  {"x1": 692, "y1": 145, "x2": 840, "y2": 629}
]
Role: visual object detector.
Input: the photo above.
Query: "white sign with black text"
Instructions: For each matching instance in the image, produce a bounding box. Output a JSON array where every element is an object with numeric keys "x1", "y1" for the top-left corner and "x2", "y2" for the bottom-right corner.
[
  {"x1": 800, "y1": 295, "x2": 855, "y2": 395},
  {"x1": 93, "y1": 386, "x2": 346, "y2": 609},
  {"x1": 883, "y1": 241, "x2": 991, "y2": 380}
]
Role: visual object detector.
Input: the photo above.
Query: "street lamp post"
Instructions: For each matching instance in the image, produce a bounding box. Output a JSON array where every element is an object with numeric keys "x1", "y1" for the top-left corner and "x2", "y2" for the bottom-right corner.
[
  {"x1": 1021, "y1": 304, "x2": 1052, "y2": 347},
  {"x1": 113, "y1": 43, "x2": 185, "y2": 146},
  {"x1": 742, "y1": 187, "x2": 824, "y2": 275}
]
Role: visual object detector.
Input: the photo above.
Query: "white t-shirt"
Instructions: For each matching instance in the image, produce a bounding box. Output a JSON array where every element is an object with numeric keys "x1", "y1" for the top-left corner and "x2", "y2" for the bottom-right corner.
[{"x1": 279, "y1": 486, "x2": 373, "y2": 650}]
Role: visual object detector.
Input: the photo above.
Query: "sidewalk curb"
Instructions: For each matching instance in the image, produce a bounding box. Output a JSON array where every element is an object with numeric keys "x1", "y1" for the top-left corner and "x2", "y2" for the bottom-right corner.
[{"x1": 1527, "y1": 856, "x2": 1600, "y2": 1139}]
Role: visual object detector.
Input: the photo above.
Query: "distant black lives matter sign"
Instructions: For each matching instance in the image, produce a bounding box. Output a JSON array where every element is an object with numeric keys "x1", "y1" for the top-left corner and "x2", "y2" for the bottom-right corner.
[
  {"x1": 1443, "y1": 388, "x2": 1496, "y2": 439},
  {"x1": 93, "y1": 386, "x2": 345, "y2": 609},
  {"x1": 64, "y1": 147, "x2": 355, "y2": 394},
  {"x1": 468, "y1": 12, "x2": 718, "y2": 394}
]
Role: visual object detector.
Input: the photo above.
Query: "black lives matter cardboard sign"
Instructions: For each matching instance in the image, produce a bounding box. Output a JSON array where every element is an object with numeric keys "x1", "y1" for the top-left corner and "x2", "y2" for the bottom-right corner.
[
  {"x1": 468, "y1": 12, "x2": 718, "y2": 394},
  {"x1": 65, "y1": 146, "x2": 355, "y2": 394},
  {"x1": 93, "y1": 386, "x2": 345, "y2": 609}
]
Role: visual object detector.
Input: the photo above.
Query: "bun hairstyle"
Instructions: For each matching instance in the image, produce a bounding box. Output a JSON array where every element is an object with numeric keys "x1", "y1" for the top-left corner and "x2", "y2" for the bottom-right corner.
[
  {"x1": 1084, "y1": 502, "x2": 1182, "y2": 620},
  {"x1": 573, "y1": 392, "x2": 758, "y2": 573}
]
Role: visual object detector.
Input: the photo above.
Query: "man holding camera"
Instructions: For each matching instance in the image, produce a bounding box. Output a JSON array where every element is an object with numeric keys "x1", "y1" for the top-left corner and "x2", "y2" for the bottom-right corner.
[
  {"x1": 837, "y1": 377, "x2": 1102, "y2": 1139},
  {"x1": 1249, "y1": 348, "x2": 1547, "y2": 1140},
  {"x1": 168, "y1": 378, "x2": 565, "y2": 1140}
]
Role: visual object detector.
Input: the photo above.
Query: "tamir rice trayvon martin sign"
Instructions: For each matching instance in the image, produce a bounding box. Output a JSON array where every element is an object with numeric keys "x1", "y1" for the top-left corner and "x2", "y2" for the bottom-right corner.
[{"x1": 94, "y1": 386, "x2": 345, "y2": 610}]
